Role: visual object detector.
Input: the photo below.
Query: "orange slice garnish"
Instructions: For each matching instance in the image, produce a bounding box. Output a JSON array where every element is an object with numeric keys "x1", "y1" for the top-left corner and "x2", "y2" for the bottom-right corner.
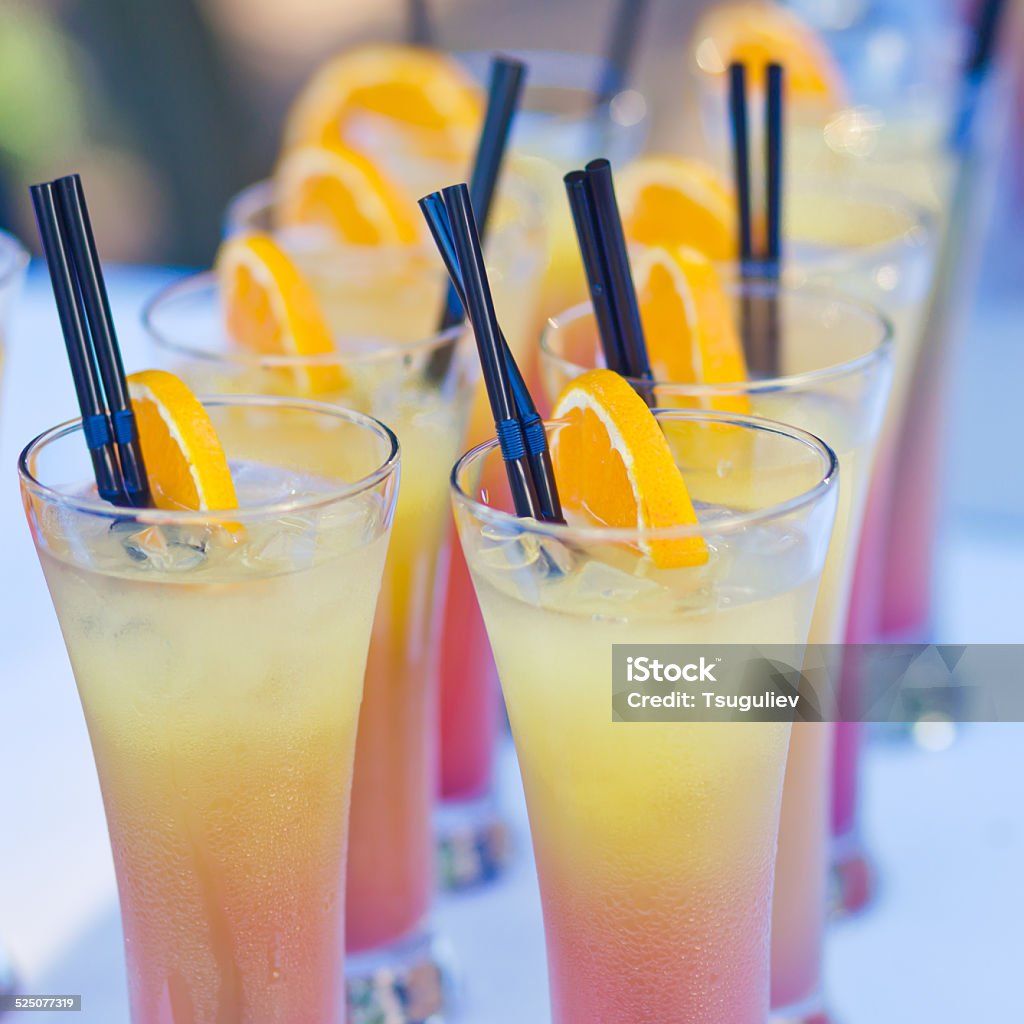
[
  {"x1": 215, "y1": 232, "x2": 347, "y2": 395},
  {"x1": 633, "y1": 245, "x2": 750, "y2": 414},
  {"x1": 275, "y1": 141, "x2": 419, "y2": 245},
  {"x1": 617, "y1": 156, "x2": 737, "y2": 259},
  {"x1": 551, "y1": 368, "x2": 709, "y2": 568},
  {"x1": 283, "y1": 45, "x2": 482, "y2": 158},
  {"x1": 692, "y1": 1, "x2": 846, "y2": 103},
  {"x1": 127, "y1": 370, "x2": 237, "y2": 512}
]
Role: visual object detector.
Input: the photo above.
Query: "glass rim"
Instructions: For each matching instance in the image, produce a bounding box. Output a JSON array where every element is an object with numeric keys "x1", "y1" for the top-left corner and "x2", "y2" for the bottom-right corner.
[
  {"x1": 0, "y1": 229, "x2": 30, "y2": 286},
  {"x1": 143, "y1": 270, "x2": 465, "y2": 369},
  {"x1": 19, "y1": 394, "x2": 401, "y2": 525},
  {"x1": 779, "y1": 173, "x2": 937, "y2": 271},
  {"x1": 541, "y1": 280, "x2": 894, "y2": 396},
  {"x1": 451, "y1": 407, "x2": 839, "y2": 545},
  {"x1": 454, "y1": 47, "x2": 648, "y2": 113},
  {"x1": 224, "y1": 172, "x2": 547, "y2": 252}
]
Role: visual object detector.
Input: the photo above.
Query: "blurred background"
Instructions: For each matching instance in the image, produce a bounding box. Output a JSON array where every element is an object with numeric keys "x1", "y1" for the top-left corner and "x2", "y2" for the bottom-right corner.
[{"x1": 0, "y1": 0, "x2": 1018, "y2": 266}]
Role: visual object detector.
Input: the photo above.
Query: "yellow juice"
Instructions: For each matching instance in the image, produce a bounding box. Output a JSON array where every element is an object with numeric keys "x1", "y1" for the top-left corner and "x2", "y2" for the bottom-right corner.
[
  {"x1": 21, "y1": 401, "x2": 398, "y2": 1023},
  {"x1": 454, "y1": 410, "x2": 838, "y2": 1023}
]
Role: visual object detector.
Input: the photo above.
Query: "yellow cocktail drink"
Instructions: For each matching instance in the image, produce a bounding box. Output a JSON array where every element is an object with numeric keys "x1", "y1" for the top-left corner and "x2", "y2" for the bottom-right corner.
[
  {"x1": 144, "y1": 262, "x2": 475, "y2": 996},
  {"x1": 20, "y1": 397, "x2": 399, "y2": 1023},
  {"x1": 541, "y1": 249, "x2": 898, "y2": 1015},
  {"x1": 454, "y1": 401, "x2": 840, "y2": 1023}
]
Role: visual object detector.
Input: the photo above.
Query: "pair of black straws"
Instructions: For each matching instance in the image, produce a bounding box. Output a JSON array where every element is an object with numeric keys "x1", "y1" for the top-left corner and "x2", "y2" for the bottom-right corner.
[{"x1": 30, "y1": 175, "x2": 150, "y2": 507}]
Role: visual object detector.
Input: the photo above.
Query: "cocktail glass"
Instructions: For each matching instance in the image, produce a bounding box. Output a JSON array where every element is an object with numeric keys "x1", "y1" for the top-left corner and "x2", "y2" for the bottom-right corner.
[
  {"x1": 542, "y1": 277, "x2": 893, "y2": 1019},
  {"x1": 834, "y1": 53, "x2": 1010, "y2": 911},
  {"x1": 20, "y1": 396, "x2": 400, "y2": 1023},
  {"x1": 144, "y1": 264, "x2": 476, "y2": 1022},
  {"x1": 689, "y1": 8, "x2": 979, "y2": 912},
  {"x1": 690, "y1": 9, "x2": 966, "y2": 213},
  {"x1": 434, "y1": 49, "x2": 650, "y2": 888},
  {"x1": 453, "y1": 408, "x2": 839, "y2": 1023},
  {"x1": 225, "y1": 175, "x2": 546, "y2": 894}
]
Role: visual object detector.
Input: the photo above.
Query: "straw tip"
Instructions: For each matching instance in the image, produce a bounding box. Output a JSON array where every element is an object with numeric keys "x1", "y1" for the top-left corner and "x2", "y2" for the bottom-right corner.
[
  {"x1": 585, "y1": 157, "x2": 611, "y2": 174},
  {"x1": 441, "y1": 182, "x2": 472, "y2": 210},
  {"x1": 493, "y1": 53, "x2": 526, "y2": 74}
]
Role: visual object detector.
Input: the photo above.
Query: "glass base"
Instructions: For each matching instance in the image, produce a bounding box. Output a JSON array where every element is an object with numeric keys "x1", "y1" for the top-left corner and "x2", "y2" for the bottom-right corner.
[
  {"x1": 830, "y1": 832, "x2": 876, "y2": 919},
  {"x1": 347, "y1": 927, "x2": 455, "y2": 1024},
  {"x1": 436, "y1": 793, "x2": 511, "y2": 892},
  {"x1": 771, "y1": 991, "x2": 831, "y2": 1024}
]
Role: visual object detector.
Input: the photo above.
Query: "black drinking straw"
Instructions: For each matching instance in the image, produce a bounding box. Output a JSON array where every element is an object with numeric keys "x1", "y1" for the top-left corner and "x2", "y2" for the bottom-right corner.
[
  {"x1": 763, "y1": 63, "x2": 784, "y2": 368},
  {"x1": 729, "y1": 63, "x2": 754, "y2": 266},
  {"x1": 420, "y1": 192, "x2": 564, "y2": 523},
  {"x1": 439, "y1": 55, "x2": 526, "y2": 332},
  {"x1": 764, "y1": 64, "x2": 784, "y2": 271},
  {"x1": 406, "y1": 0, "x2": 433, "y2": 45},
  {"x1": 596, "y1": 0, "x2": 651, "y2": 105},
  {"x1": 29, "y1": 182, "x2": 125, "y2": 506},
  {"x1": 584, "y1": 158, "x2": 652, "y2": 387},
  {"x1": 728, "y1": 61, "x2": 784, "y2": 377},
  {"x1": 54, "y1": 174, "x2": 150, "y2": 507},
  {"x1": 442, "y1": 184, "x2": 542, "y2": 519},
  {"x1": 966, "y1": 0, "x2": 1006, "y2": 79},
  {"x1": 564, "y1": 170, "x2": 629, "y2": 374},
  {"x1": 564, "y1": 162, "x2": 654, "y2": 403},
  {"x1": 953, "y1": 0, "x2": 1008, "y2": 149}
]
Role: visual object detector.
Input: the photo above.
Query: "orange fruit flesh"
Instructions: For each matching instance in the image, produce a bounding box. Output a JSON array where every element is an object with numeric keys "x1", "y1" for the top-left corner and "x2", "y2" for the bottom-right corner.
[
  {"x1": 291, "y1": 178, "x2": 382, "y2": 244},
  {"x1": 627, "y1": 183, "x2": 737, "y2": 260},
  {"x1": 217, "y1": 233, "x2": 347, "y2": 396},
  {"x1": 127, "y1": 370, "x2": 238, "y2": 514},
  {"x1": 634, "y1": 248, "x2": 751, "y2": 416},
  {"x1": 551, "y1": 369, "x2": 709, "y2": 569},
  {"x1": 274, "y1": 143, "x2": 420, "y2": 246}
]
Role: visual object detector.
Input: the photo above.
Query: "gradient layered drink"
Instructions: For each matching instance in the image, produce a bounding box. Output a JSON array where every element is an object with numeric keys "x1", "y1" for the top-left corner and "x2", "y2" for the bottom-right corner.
[
  {"x1": 596, "y1": 154, "x2": 933, "y2": 1017},
  {"x1": 223, "y1": 74, "x2": 547, "y2": 879},
  {"x1": 144, "y1": 236, "x2": 476, "y2": 1013},
  {"x1": 688, "y1": 1, "x2": 979, "y2": 920},
  {"x1": 20, "y1": 395, "x2": 399, "y2": 1022},
  {"x1": 436, "y1": 49, "x2": 649, "y2": 863},
  {"x1": 455, "y1": 373, "x2": 839, "y2": 1023}
]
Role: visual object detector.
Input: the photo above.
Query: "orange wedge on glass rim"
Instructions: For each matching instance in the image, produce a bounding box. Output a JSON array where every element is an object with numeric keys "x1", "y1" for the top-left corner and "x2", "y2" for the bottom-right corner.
[
  {"x1": 550, "y1": 368, "x2": 709, "y2": 569},
  {"x1": 275, "y1": 141, "x2": 419, "y2": 245},
  {"x1": 282, "y1": 44, "x2": 483, "y2": 158},
  {"x1": 127, "y1": 370, "x2": 237, "y2": 513},
  {"x1": 633, "y1": 244, "x2": 750, "y2": 415},
  {"x1": 215, "y1": 232, "x2": 347, "y2": 395},
  {"x1": 616, "y1": 156, "x2": 737, "y2": 259},
  {"x1": 692, "y1": 1, "x2": 846, "y2": 103}
]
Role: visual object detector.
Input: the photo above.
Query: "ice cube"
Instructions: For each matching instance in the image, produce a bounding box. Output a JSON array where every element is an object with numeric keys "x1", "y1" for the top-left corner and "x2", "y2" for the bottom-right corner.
[
  {"x1": 564, "y1": 559, "x2": 664, "y2": 606},
  {"x1": 477, "y1": 524, "x2": 544, "y2": 572},
  {"x1": 117, "y1": 523, "x2": 209, "y2": 572},
  {"x1": 478, "y1": 524, "x2": 575, "y2": 577},
  {"x1": 240, "y1": 515, "x2": 317, "y2": 571}
]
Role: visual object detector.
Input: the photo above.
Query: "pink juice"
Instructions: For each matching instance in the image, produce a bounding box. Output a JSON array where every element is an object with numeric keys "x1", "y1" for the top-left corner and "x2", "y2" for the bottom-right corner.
[
  {"x1": 877, "y1": 258, "x2": 958, "y2": 644},
  {"x1": 439, "y1": 532, "x2": 500, "y2": 800},
  {"x1": 771, "y1": 722, "x2": 834, "y2": 1011}
]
